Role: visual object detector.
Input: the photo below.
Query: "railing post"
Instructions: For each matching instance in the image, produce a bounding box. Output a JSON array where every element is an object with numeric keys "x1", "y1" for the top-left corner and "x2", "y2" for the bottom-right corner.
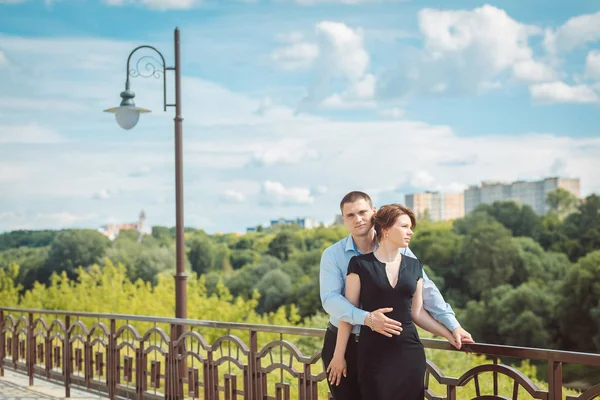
[
  {"x1": 0, "y1": 310, "x2": 4, "y2": 377},
  {"x1": 548, "y1": 359, "x2": 563, "y2": 400},
  {"x1": 108, "y1": 319, "x2": 116, "y2": 400},
  {"x1": 166, "y1": 323, "x2": 182, "y2": 400},
  {"x1": 249, "y1": 329, "x2": 258, "y2": 400},
  {"x1": 65, "y1": 315, "x2": 71, "y2": 398},
  {"x1": 27, "y1": 313, "x2": 34, "y2": 386}
]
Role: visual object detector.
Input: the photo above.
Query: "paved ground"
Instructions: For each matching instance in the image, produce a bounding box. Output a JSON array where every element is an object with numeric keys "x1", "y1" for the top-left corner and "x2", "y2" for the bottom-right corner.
[{"x1": 0, "y1": 370, "x2": 105, "y2": 400}]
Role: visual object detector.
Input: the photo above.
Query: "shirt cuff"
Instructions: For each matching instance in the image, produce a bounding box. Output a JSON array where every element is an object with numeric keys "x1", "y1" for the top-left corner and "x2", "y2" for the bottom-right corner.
[
  {"x1": 440, "y1": 316, "x2": 461, "y2": 332},
  {"x1": 352, "y1": 308, "x2": 369, "y2": 326}
]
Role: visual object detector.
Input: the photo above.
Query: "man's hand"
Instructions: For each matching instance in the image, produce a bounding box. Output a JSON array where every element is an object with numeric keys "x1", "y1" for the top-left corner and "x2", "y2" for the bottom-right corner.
[
  {"x1": 451, "y1": 327, "x2": 474, "y2": 349},
  {"x1": 365, "y1": 308, "x2": 403, "y2": 337}
]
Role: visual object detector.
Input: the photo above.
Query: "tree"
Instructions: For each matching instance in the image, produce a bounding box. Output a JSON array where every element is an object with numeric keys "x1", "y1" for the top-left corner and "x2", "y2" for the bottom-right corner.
[
  {"x1": 546, "y1": 188, "x2": 579, "y2": 220},
  {"x1": 230, "y1": 249, "x2": 259, "y2": 270},
  {"x1": 456, "y1": 219, "x2": 519, "y2": 298},
  {"x1": 552, "y1": 195, "x2": 600, "y2": 261},
  {"x1": 151, "y1": 226, "x2": 173, "y2": 247},
  {"x1": 462, "y1": 282, "x2": 555, "y2": 348},
  {"x1": 41, "y1": 230, "x2": 110, "y2": 283},
  {"x1": 556, "y1": 250, "x2": 600, "y2": 353},
  {"x1": 0, "y1": 230, "x2": 57, "y2": 251},
  {"x1": 511, "y1": 237, "x2": 570, "y2": 287},
  {"x1": 225, "y1": 255, "x2": 282, "y2": 299},
  {"x1": 188, "y1": 234, "x2": 217, "y2": 275},
  {"x1": 0, "y1": 264, "x2": 21, "y2": 306},
  {"x1": 474, "y1": 201, "x2": 542, "y2": 240},
  {"x1": 255, "y1": 269, "x2": 293, "y2": 313},
  {"x1": 0, "y1": 246, "x2": 49, "y2": 290},
  {"x1": 267, "y1": 230, "x2": 305, "y2": 261},
  {"x1": 410, "y1": 221, "x2": 462, "y2": 288}
]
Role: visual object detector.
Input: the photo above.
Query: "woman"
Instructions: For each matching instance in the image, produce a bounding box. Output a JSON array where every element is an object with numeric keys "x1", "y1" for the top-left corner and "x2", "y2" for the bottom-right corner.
[{"x1": 326, "y1": 204, "x2": 457, "y2": 400}]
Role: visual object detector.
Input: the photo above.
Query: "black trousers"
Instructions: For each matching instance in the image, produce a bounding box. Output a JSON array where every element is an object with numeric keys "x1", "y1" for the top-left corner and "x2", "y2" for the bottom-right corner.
[{"x1": 321, "y1": 324, "x2": 361, "y2": 400}]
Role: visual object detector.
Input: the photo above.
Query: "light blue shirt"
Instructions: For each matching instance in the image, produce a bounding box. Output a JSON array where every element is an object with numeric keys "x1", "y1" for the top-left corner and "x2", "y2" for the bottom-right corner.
[{"x1": 319, "y1": 234, "x2": 460, "y2": 334}]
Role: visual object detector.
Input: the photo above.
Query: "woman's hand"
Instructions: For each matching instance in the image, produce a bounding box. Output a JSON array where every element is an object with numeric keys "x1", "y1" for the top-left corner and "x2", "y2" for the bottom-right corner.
[{"x1": 326, "y1": 354, "x2": 347, "y2": 386}]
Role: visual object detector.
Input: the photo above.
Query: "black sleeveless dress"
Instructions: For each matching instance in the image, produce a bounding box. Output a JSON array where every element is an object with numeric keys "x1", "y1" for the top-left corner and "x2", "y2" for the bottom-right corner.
[{"x1": 347, "y1": 252, "x2": 425, "y2": 400}]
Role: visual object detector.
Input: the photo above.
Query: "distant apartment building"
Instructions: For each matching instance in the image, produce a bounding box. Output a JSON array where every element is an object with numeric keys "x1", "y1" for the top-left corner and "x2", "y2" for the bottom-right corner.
[
  {"x1": 259, "y1": 217, "x2": 320, "y2": 231},
  {"x1": 464, "y1": 177, "x2": 580, "y2": 215},
  {"x1": 405, "y1": 192, "x2": 465, "y2": 222}
]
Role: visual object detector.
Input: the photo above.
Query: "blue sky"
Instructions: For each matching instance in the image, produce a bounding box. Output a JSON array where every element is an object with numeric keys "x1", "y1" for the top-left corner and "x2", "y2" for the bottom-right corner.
[{"x1": 0, "y1": 0, "x2": 599, "y2": 233}]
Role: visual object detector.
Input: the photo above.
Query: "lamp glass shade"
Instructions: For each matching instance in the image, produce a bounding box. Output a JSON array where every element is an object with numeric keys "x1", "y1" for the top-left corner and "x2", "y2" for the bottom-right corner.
[
  {"x1": 115, "y1": 107, "x2": 140, "y2": 130},
  {"x1": 104, "y1": 105, "x2": 151, "y2": 130}
]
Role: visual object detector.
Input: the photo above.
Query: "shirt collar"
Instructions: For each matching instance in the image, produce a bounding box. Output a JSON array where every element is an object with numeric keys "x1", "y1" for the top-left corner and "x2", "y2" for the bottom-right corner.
[{"x1": 344, "y1": 234, "x2": 380, "y2": 255}]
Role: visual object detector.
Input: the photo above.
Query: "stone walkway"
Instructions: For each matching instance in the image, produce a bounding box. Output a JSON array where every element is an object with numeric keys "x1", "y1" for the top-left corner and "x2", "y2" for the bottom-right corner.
[{"x1": 0, "y1": 370, "x2": 105, "y2": 400}]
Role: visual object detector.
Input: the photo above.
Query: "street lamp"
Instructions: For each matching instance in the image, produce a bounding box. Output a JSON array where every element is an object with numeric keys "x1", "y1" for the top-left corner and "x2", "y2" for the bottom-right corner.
[{"x1": 104, "y1": 28, "x2": 187, "y2": 331}]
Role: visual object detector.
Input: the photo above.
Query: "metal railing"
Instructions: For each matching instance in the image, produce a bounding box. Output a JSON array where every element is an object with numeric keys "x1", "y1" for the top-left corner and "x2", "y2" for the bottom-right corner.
[{"x1": 1, "y1": 307, "x2": 599, "y2": 400}]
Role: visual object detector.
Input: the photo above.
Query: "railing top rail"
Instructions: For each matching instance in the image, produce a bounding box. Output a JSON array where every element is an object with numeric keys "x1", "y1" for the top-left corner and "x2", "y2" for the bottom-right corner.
[{"x1": 2, "y1": 307, "x2": 599, "y2": 366}]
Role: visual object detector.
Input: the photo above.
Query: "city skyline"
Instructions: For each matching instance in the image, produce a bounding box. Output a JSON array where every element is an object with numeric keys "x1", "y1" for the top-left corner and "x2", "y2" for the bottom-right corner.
[{"x1": 1, "y1": 0, "x2": 599, "y2": 234}]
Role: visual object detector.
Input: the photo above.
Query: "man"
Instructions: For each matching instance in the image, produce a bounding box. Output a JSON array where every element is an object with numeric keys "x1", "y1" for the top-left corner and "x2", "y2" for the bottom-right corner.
[{"x1": 320, "y1": 191, "x2": 474, "y2": 399}]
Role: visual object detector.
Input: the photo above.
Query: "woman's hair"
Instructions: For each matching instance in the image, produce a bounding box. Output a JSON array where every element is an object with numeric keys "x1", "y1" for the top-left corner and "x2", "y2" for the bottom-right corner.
[{"x1": 372, "y1": 204, "x2": 417, "y2": 242}]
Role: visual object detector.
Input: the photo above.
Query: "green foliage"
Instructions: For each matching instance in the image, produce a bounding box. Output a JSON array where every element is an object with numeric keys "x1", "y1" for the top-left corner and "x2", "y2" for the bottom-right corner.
[
  {"x1": 151, "y1": 226, "x2": 174, "y2": 246},
  {"x1": 1, "y1": 195, "x2": 600, "y2": 388},
  {"x1": 41, "y1": 229, "x2": 110, "y2": 282},
  {"x1": 187, "y1": 233, "x2": 217, "y2": 275},
  {"x1": 255, "y1": 269, "x2": 293, "y2": 313},
  {"x1": 267, "y1": 230, "x2": 306, "y2": 261},
  {"x1": 0, "y1": 230, "x2": 57, "y2": 251},
  {"x1": 0, "y1": 264, "x2": 21, "y2": 306},
  {"x1": 474, "y1": 201, "x2": 542, "y2": 239},
  {"x1": 456, "y1": 217, "x2": 519, "y2": 298},
  {"x1": 462, "y1": 282, "x2": 556, "y2": 348},
  {"x1": 556, "y1": 250, "x2": 600, "y2": 352},
  {"x1": 546, "y1": 188, "x2": 580, "y2": 220},
  {"x1": 0, "y1": 246, "x2": 49, "y2": 290}
]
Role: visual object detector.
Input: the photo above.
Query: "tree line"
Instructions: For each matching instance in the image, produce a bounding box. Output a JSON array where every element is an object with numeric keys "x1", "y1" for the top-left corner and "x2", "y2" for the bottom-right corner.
[{"x1": 1, "y1": 189, "x2": 599, "y2": 384}]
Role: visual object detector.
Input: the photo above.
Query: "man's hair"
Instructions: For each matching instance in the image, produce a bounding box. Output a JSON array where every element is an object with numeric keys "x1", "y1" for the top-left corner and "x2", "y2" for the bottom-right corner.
[
  {"x1": 372, "y1": 204, "x2": 417, "y2": 242},
  {"x1": 339, "y1": 191, "x2": 373, "y2": 213}
]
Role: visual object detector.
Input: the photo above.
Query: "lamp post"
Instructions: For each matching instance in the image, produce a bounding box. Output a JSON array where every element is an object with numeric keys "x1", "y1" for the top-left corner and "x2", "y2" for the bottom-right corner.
[{"x1": 104, "y1": 28, "x2": 187, "y2": 332}]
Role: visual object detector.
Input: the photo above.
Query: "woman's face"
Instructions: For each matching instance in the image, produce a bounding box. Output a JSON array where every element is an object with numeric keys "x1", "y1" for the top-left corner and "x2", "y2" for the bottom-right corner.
[{"x1": 384, "y1": 214, "x2": 413, "y2": 248}]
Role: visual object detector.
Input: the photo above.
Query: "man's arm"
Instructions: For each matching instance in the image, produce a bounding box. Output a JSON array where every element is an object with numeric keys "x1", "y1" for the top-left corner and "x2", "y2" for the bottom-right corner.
[
  {"x1": 402, "y1": 247, "x2": 459, "y2": 330},
  {"x1": 421, "y1": 269, "x2": 460, "y2": 331},
  {"x1": 319, "y1": 249, "x2": 368, "y2": 326}
]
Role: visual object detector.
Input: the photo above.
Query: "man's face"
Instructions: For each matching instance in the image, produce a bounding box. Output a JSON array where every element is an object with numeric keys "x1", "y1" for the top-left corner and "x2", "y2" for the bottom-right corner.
[{"x1": 342, "y1": 199, "x2": 376, "y2": 237}]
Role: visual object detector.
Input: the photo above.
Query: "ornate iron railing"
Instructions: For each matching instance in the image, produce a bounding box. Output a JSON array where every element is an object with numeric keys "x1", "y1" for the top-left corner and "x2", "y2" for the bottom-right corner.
[{"x1": 1, "y1": 307, "x2": 599, "y2": 400}]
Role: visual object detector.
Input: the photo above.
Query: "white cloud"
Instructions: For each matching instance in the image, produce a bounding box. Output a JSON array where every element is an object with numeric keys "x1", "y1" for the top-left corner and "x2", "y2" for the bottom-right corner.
[
  {"x1": 297, "y1": 21, "x2": 375, "y2": 109},
  {"x1": 544, "y1": 11, "x2": 600, "y2": 54},
  {"x1": 379, "y1": 107, "x2": 404, "y2": 119},
  {"x1": 271, "y1": 42, "x2": 319, "y2": 70},
  {"x1": 379, "y1": 5, "x2": 552, "y2": 98},
  {"x1": 0, "y1": 50, "x2": 8, "y2": 67},
  {"x1": 478, "y1": 81, "x2": 502, "y2": 92},
  {"x1": 220, "y1": 190, "x2": 245, "y2": 203},
  {"x1": 316, "y1": 21, "x2": 369, "y2": 82},
  {"x1": 0, "y1": 162, "x2": 30, "y2": 183},
  {"x1": 529, "y1": 81, "x2": 599, "y2": 104},
  {"x1": 275, "y1": 31, "x2": 305, "y2": 44},
  {"x1": 0, "y1": 124, "x2": 64, "y2": 143},
  {"x1": 585, "y1": 50, "x2": 600, "y2": 80},
  {"x1": 1, "y1": 32, "x2": 599, "y2": 233},
  {"x1": 249, "y1": 139, "x2": 319, "y2": 166},
  {"x1": 261, "y1": 181, "x2": 315, "y2": 206},
  {"x1": 512, "y1": 60, "x2": 556, "y2": 83},
  {"x1": 293, "y1": 0, "x2": 398, "y2": 4},
  {"x1": 102, "y1": 0, "x2": 201, "y2": 10},
  {"x1": 92, "y1": 188, "x2": 119, "y2": 200},
  {"x1": 410, "y1": 170, "x2": 436, "y2": 188}
]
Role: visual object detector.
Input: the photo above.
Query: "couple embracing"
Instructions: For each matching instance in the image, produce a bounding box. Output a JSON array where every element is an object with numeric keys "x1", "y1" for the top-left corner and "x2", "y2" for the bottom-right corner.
[{"x1": 319, "y1": 191, "x2": 474, "y2": 400}]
